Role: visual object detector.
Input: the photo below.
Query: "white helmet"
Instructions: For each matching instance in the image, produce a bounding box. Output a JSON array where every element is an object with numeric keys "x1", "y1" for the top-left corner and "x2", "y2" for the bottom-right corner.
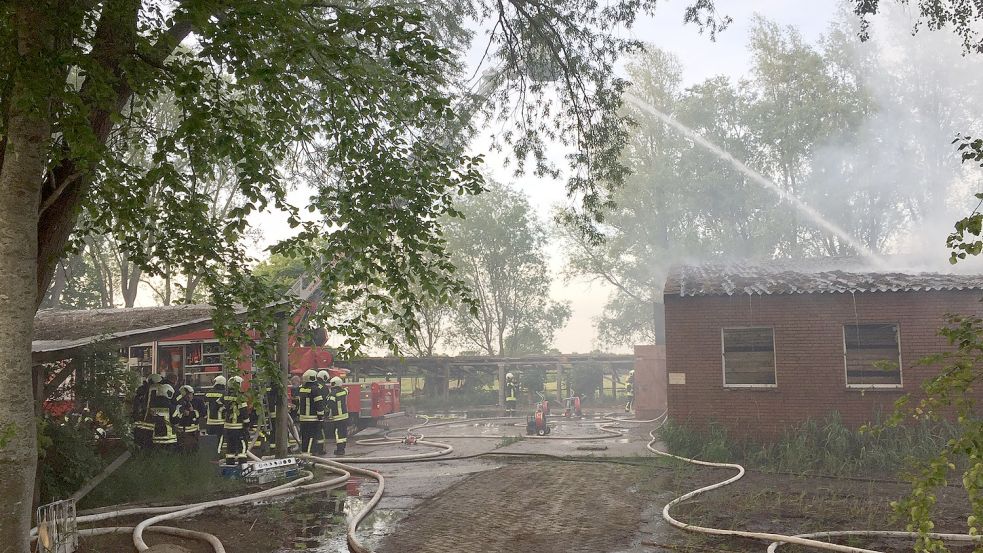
[
  {"x1": 179, "y1": 385, "x2": 194, "y2": 396},
  {"x1": 161, "y1": 384, "x2": 175, "y2": 399},
  {"x1": 228, "y1": 375, "x2": 244, "y2": 388},
  {"x1": 629, "y1": 370, "x2": 635, "y2": 376},
  {"x1": 148, "y1": 373, "x2": 163, "y2": 385},
  {"x1": 329, "y1": 376, "x2": 343, "y2": 387},
  {"x1": 213, "y1": 375, "x2": 227, "y2": 387},
  {"x1": 505, "y1": 372, "x2": 514, "y2": 380},
  {"x1": 303, "y1": 369, "x2": 317, "y2": 382},
  {"x1": 317, "y1": 370, "x2": 330, "y2": 382}
]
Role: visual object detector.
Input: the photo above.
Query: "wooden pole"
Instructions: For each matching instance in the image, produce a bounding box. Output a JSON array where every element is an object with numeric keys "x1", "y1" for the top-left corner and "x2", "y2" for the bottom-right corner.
[{"x1": 497, "y1": 363, "x2": 505, "y2": 408}]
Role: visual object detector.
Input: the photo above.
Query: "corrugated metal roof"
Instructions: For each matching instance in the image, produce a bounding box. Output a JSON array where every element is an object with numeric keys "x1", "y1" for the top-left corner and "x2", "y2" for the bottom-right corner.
[{"x1": 664, "y1": 258, "x2": 983, "y2": 297}]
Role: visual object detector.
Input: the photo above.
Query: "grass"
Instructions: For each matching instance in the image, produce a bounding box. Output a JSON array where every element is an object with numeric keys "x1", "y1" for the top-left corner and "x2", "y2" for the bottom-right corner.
[
  {"x1": 80, "y1": 449, "x2": 246, "y2": 510},
  {"x1": 658, "y1": 413, "x2": 955, "y2": 478}
]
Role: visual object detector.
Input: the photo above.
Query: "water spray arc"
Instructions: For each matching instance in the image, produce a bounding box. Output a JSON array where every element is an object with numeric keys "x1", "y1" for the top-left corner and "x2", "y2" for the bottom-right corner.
[{"x1": 623, "y1": 93, "x2": 886, "y2": 266}]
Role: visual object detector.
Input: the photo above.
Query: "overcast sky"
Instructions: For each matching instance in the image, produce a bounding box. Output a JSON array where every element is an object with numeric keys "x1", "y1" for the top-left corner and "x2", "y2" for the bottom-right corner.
[{"x1": 498, "y1": 0, "x2": 841, "y2": 353}]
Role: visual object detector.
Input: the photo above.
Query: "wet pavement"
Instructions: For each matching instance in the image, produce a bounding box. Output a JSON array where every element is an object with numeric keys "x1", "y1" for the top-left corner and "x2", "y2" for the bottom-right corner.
[{"x1": 205, "y1": 412, "x2": 666, "y2": 551}]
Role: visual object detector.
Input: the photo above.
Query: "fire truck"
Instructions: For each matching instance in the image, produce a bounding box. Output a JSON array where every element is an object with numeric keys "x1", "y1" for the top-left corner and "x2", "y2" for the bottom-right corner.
[{"x1": 124, "y1": 276, "x2": 400, "y2": 428}]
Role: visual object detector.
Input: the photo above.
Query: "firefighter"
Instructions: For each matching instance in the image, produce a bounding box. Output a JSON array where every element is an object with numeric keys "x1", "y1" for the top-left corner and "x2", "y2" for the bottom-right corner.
[
  {"x1": 297, "y1": 369, "x2": 324, "y2": 455},
  {"x1": 133, "y1": 373, "x2": 162, "y2": 450},
  {"x1": 173, "y1": 385, "x2": 201, "y2": 453},
  {"x1": 222, "y1": 375, "x2": 254, "y2": 466},
  {"x1": 204, "y1": 375, "x2": 227, "y2": 457},
  {"x1": 625, "y1": 369, "x2": 635, "y2": 413},
  {"x1": 504, "y1": 372, "x2": 518, "y2": 417},
  {"x1": 325, "y1": 376, "x2": 349, "y2": 456},
  {"x1": 150, "y1": 383, "x2": 177, "y2": 450},
  {"x1": 316, "y1": 370, "x2": 332, "y2": 454}
]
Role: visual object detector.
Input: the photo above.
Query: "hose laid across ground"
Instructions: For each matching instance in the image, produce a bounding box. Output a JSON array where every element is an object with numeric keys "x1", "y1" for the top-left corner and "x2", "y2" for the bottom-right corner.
[{"x1": 643, "y1": 413, "x2": 982, "y2": 552}]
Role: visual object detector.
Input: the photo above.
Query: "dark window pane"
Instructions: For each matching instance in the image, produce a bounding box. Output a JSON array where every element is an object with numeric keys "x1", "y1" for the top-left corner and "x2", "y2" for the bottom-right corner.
[
  {"x1": 723, "y1": 328, "x2": 776, "y2": 385},
  {"x1": 844, "y1": 324, "x2": 901, "y2": 386}
]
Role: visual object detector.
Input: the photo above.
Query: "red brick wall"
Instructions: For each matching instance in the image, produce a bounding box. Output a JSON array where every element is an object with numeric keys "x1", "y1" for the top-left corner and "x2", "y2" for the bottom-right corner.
[
  {"x1": 665, "y1": 289, "x2": 983, "y2": 438},
  {"x1": 634, "y1": 345, "x2": 667, "y2": 420}
]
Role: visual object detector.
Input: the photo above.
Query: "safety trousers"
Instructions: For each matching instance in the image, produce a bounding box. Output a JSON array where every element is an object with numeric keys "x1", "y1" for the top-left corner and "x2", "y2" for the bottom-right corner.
[
  {"x1": 300, "y1": 420, "x2": 321, "y2": 455},
  {"x1": 326, "y1": 419, "x2": 348, "y2": 454},
  {"x1": 224, "y1": 428, "x2": 248, "y2": 466}
]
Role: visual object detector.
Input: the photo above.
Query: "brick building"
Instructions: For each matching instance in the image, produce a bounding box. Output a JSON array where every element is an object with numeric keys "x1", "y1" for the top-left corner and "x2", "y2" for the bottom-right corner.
[{"x1": 663, "y1": 259, "x2": 983, "y2": 438}]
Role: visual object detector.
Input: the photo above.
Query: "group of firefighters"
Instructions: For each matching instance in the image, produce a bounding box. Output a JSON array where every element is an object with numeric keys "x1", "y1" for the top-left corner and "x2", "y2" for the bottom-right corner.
[
  {"x1": 131, "y1": 368, "x2": 350, "y2": 465},
  {"x1": 501, "y1": 368, "x2": 635, "y2": 416}
]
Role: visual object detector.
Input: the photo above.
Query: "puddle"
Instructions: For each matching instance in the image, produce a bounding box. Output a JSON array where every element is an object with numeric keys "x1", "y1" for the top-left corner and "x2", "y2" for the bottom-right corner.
[{"x1": 266, "y1": 483, "x2": 398, "y2": 552}]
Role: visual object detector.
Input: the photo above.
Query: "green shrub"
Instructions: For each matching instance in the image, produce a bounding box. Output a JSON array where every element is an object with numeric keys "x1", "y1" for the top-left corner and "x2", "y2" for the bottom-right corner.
[
  {"x1": 38, "y1": 418, "x2": 104, "y2": 503},
  {"x1": 658, "y1": 413, "x2": 954, "y2": 477}
]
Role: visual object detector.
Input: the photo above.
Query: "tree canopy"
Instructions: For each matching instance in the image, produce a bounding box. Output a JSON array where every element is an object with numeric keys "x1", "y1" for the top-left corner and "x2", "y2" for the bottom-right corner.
[{"x1": 2, "y1": 1, "x2": 725, "y2": 546}]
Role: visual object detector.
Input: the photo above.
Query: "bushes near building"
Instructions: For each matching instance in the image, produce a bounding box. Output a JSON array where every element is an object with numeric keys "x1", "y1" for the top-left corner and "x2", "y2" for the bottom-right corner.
[{"x1": 658, "y1": 413, "x2": 953, "y2": 478}]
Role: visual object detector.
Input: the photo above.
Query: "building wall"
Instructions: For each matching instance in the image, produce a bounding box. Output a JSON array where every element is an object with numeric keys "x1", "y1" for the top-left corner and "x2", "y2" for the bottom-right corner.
[
  {"x1": 634, "y1": 345, "x2": 667, "y2": 420},
  {"x1": 664, "y1": 289, "x2": 983, "y2": 438}
]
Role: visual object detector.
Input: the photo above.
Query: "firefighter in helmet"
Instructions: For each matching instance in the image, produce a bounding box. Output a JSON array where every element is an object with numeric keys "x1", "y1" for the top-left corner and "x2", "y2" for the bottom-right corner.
[
  {"x1": 205, "y1": 375, "x2": 227, "y2": 457},
  {"x1": 504, "y1": 372, "x2": 518, "y2": 417},
  {"x1": 173, "y1": 385, "x2": 201, "y2": 453},
  {"x1": 325, "y1": 376, "x2": 349, "y2": 456},
  {"x1": 133, "y1": 373, "x2": 163, "y2": 450},
  {"x1": 222, "y1": 375, "x2": 254, "y2": 466},
  {"x1": 316, "y1": 370, "x2": 332, "y2": 454},
  {"x1": 625, "y1": 369, "x2": 635, "y2": 413},
  {"x1": 297, "y1": 369, "x2": 324, "y2": 455},
  {"x1": 151, "y1": 383, "x2": 177, "y2": 450}
]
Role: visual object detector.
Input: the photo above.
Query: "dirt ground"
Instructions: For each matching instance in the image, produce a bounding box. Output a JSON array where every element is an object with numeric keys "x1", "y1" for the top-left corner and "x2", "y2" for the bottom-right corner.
[{"x1": 378, "y1": 460, "x2": 664, "y2": 553}]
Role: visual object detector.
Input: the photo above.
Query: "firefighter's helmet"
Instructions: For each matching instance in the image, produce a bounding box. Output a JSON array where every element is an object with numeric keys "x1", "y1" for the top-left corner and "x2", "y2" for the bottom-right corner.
[
  {"x1": 303, "y1": 369, "x2": 317, "y2": 382},
  {"x1": 505, "y1": 372, "x2": 514, "y2": 380},
  {"x1": 180, "y1": 384, "x2": 194, "y2": 396},
  {"x1": 161, "y1": 384, "x2": 175, "y2": 399},
  {"x1": 629, "y1": 369, "x2": 635, "y2": 377},
  {"x1": 148, "y1": 373, "x2": 163, "y2": 384},
  {"x1": 329, "y1": 376, "x2": 343, "y2": 387},
  {"x1": 228, "y1": 376, "x2": 244, "y2": 389},
  {"x1": 213, "y1": 375, "x2": 227, "y2": 387},
  {"x1": 317, "y1": 370, "x2": 330, "y2": 382}
]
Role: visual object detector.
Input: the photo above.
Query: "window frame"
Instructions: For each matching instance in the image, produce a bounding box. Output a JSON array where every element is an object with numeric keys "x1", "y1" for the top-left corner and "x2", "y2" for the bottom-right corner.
[
  {"x1": 720, "y1": 326, "x2": 778, "y2": 389},
  {"x1": 842, "y1": 323, "x2": 903, "y2": 390}
]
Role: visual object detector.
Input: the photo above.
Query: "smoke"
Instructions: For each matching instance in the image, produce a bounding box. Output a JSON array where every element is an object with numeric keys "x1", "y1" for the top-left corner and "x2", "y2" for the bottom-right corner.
[{"x1": 805, "y1": 7, "x2": 983, "y2": 273}]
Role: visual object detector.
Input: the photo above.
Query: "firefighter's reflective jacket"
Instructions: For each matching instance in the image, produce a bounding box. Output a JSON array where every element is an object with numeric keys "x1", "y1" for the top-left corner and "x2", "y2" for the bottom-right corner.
[
  {"x1": 326, "y1": 386, "x2": 349, "y2": 421},
  {"x1": 172, "y1": 393, "x2": 200, "y2": 434},
  {"x1": 223, "y1": 391, "x2": 254, "y2": 430},
  {"x1": 297, "y1": 385, "x2": 324, "y2": 422},
  {"x1": 505, "y1": 381, "x2": 518, "y2": 401},
  {"x1": 205, "y1": 385, "x2": 226, "y2": 428},
  {"x1": 150, "y1": 391, "x2": 176, "y2": 445}
]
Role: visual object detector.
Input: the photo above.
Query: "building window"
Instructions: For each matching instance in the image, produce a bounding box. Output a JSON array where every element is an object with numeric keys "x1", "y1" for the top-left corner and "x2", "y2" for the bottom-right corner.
[
  {"x1": 843, "y1": 324, "x2": 902, "y2": 388},
  {"x1": 721, "y1": 327, "x2": 777, "y2": 387}
]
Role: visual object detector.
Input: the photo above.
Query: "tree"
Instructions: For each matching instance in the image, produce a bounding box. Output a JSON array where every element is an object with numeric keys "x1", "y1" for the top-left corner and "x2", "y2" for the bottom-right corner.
[
  {"x1": 1, "y1": 1, "x2": 724, "y2": 546},
  {"x1": 446, "y1": 182, "x2": 571, "y2": 356}
]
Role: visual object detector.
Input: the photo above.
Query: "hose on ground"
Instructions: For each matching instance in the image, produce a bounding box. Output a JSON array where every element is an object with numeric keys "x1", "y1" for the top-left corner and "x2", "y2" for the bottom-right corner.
[{"x1": 644, "y1": 412, "x2": 982, "y2": 552}]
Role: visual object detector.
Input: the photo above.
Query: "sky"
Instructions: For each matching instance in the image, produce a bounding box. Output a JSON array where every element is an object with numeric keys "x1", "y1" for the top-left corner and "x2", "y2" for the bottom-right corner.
[{"x1": 484, "y1": 0, "x2": 842, "y2": 353}]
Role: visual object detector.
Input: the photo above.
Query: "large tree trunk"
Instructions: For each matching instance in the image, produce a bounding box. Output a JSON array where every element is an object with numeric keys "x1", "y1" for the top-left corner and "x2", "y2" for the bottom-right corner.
[
  {"x1": 0, "y1": 4, "x2": 51, "y2": 548},
  {"x1": 120, "y1": 255, "x2": 142, "y2": 307}
]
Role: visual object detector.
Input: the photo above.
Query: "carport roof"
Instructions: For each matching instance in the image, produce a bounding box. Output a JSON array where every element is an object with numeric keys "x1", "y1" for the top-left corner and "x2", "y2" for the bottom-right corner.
[
  {"x1": 664, "y1": 257, "x2": 983, "y2": 297},
  {"x1": 32, "y1": 305, "x2": 228, "y2": 363}
]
